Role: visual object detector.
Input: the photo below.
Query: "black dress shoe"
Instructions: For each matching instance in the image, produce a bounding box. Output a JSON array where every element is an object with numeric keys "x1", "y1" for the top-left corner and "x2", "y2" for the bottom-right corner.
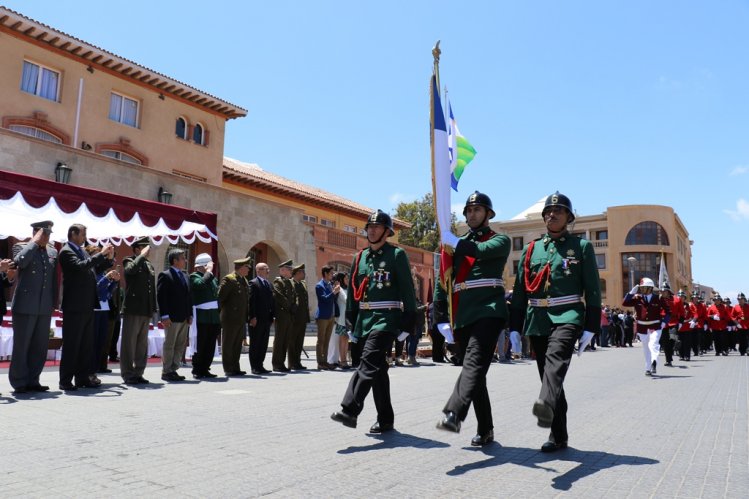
[
  {"x1": 12, "y1": 386, "x2": 29, "y2": 394},
  {"x1": 124, "y1": 378, "x2": 140, "y2": 385},
  {"x1": 226, "y1": 371, "x2": 245, "y2": 377},
  {"x1": 193, "y1": 373, "x2": 206, "y2": 379},
  {"x1": 369, "y1": 421, "x2": 394, "y2": 434},
  {"x1": 471, "y1": 430, "x2": 494, "y2": 447},
  {"x1": 204, "y1": 372, "x2": 218, "y2": 378},
  {"x1": 651, "y1": 361, "x2": 657, "y2": 374},
  {"x1": 533, "y1": 399, "x2": 554, "y2": 428},
  {"x1": 541, "y1": 439, "x2": 568, "y2": 453},
  {"x1": 251, "y1": 369, "x2": 266, "y2": 375},
  {"x1": 436, "y1": 411, "x2": 461, "y2": 433},
  {"x1": 98, "y1": 368, "x2": 113, "y2": 374},
  {"x1": 77, "y1": 381, "x2": 101, "y2": 389},
  {"x1": 161, "y1": 372, "x2": 182, "y2": 382},
  {"x1": 291, "y1": 365, "x2": 307, "y2": 371},
  {"x1": 330, "y1": 410, "x2": 358, "y2": 428},
  {"x1": 136, "y1": 376, "x2": 150, "y2": 384},
  {"x1": 59, "y1": 382, "x2": 77, "y2": 391},
  {"x1": 28, "y1": 384, "x2": 50, "y2": 392},
  {"x1": 272, "y1": 366, "x2": 289, "y2": 373}
]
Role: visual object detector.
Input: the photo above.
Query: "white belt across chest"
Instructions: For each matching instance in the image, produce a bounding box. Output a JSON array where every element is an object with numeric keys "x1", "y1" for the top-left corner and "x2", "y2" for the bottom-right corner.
[
  {"x1": 637, "y1": 319, "x2": 660, "y2": 325},
  {"x1": 453, "y1": 278, "x2": 505, "y2": 293},
  {"x1": 528, "y1": 295, "x2": 582, "y2": 307},
  {"x1": 359, "y1": 300, "x2": 402, "y2": 311}
]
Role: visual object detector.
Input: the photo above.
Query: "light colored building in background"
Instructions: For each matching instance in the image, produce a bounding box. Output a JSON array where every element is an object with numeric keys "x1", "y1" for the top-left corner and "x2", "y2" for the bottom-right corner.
[{"x1": 489, "y1": 198, "x2": 693, "y2": 306}]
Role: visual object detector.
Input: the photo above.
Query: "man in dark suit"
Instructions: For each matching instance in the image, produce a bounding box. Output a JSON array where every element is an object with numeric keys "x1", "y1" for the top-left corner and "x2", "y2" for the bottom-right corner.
[
  {"x1": 58, "y1": 224, "x2": 114, "y2": 391},
  {"x1": 120, "y1": 237, "x2": 157, "y2": 385},
  {"x1": 248, "y1": 262, "x2": 275, "y2": 374},
  {"x1": 218, "y1": 257, "x2": 251, "y2": 376},
  {"x1": 157, "y1": 249, "x2": 193, "y2": 382},
  {"x1": 9, "y1": 221, "x2": 58, "y2": 394}
]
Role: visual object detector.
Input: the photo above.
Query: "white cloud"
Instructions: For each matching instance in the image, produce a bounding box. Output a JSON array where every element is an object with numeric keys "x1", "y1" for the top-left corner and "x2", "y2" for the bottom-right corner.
[
  {"x1": 730, "y1": 166, "x2": 749, "y2": 176},
  {"x1": 723, "y1": 198, "x2": 749, "y2": 221}
]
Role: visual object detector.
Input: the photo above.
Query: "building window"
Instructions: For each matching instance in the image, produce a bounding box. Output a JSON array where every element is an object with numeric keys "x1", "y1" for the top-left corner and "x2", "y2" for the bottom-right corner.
[
  {"x1": 109, "y1": 92, "x2": 139, "y2": 127},
  {"x1": 599, "y1": 279, "x2": 607, "y2": 301},
  {"x1": 193, "y1": 123, "x2": 204, "y2": 145},
  {"x1": 512, "y1": 236, "x2": 524, "y2": 251},
  {"x1": 302, "y1": 214, "x2": 318, "y2": 224},
  {"x1": 625, "y1": 221, "x2": 670, "y2": 246},
  {"x1": 320, "y1": 218, "x2": 336, "y2": 228},
  {"x1": 595, "y1": 253, "x2": 606, "y2": 269},
  {"x1": 621, "y1": 252, "x2": 660, "y2": 296},
  {"x1": 596, "y1": 230, "x2": 608, "y2": 240},
  {"x1": 8, "y1": 124, "x2": 62, "y2": 144},
  {"x1": 512, "y1": 259, "x2": 520, "y2": 275},
  {"x1": 20, "y1": 60, "x2": 60, "y2": 101},
  {"x1": 101, "y1": 150, "x2": 143, "y2": 165},
  {"x1": 344, "y1": 225, "x2": 357, "y2": 233},
  {"x1": 175, "y1": 117, "x2": 187, "y2": 139}
]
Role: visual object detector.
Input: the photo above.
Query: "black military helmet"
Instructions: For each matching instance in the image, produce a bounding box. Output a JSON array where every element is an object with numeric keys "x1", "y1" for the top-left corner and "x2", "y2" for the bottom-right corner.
[
  {"x1": 661, "y1": 282, "x2": 672, "y2": 293},
  {"x1": 738, "y1": 292, "x2": 746, "y2": 301},
  {"x1": 463, "y1": 191, "x2": 495, "y2": 219},
  {"x1": 365, "y1": 209, "x2": 394, "y2": 236},
  {"x1": 677, "y1": 289, "x2": 686, "y2": 298},
  {"x1": 690, "y1": 290, "x2": 700, "y2": 298},
  {"x1": 542, "y1": 191, "x2": 574, "y2": 222}
]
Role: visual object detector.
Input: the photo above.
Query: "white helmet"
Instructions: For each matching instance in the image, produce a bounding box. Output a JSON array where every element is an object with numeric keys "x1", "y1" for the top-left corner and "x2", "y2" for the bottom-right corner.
[
  {"x1": 194, "y1": 253, "x2": 212, "y2": 267},
  {"x1": 639, "y1": 277, "x2": 655, "y2": 288}
]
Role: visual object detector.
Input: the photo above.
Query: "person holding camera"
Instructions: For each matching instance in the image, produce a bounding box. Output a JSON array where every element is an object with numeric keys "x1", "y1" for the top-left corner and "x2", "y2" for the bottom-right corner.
[{"x1": 9, "y1": 220, "x2": 58, "y2": 394}]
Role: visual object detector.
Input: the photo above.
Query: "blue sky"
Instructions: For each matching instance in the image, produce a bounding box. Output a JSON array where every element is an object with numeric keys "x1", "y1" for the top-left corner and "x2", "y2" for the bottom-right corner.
[{"x1": 5, "y1": 0, "x2": 749, "y2": 295}]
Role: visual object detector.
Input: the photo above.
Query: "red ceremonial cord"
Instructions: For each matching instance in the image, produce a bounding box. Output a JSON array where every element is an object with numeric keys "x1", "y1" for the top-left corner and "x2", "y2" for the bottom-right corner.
[
  {"x1": 523, "y1": 240, "x2": 550, "y2": 293},
  {"x1": 351, "y1": 249, "x2": 369, "y2": 301}
]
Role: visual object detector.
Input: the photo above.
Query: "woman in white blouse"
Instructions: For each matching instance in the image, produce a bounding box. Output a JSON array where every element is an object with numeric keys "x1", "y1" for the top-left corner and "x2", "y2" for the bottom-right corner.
[{"x1": 327, "y1": 272, "x2": 350, "y2": 368}]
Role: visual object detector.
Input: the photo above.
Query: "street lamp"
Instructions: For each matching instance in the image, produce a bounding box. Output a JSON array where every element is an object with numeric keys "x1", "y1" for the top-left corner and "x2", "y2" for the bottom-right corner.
[
  {"x1": 627, "y1": 256, "x2": 637, "y2": 289},
  {"x1": 157, "y1": 186, "x2": 173, "y2": 204},
  {"x1": 54, "y1": 162, "x2": 72, "y2": 184}
]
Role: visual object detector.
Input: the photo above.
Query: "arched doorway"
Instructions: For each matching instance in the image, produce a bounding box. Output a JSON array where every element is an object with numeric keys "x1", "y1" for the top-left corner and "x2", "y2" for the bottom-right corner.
[{"x1": 246, "y1": 240, "x2": 289, "y2": 279}]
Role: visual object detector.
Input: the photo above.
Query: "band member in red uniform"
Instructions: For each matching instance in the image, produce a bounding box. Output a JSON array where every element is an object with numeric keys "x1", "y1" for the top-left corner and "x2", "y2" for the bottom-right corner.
[
  {"x1": 731, "y1": 293, "x2": 749, "y2": 356},
  {"x1": 659, "y1": 284, "x2": 685, "y2": 367},
  {"x1": 623, "y1": 277, "x2": 670, "y2": 376},
  {"x1": 707, "y1": 294, "x2": 730, "y2": 356},
  {"x1": 674, "y1": 291, "x2": 691, "y2": 361}
]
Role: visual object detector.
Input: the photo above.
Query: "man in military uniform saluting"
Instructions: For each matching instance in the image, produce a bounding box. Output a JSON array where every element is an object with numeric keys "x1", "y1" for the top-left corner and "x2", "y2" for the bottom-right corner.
[
  {"x1": 120, "y1": 237, "x2": 157, "y2": 385},
  {"x1": 218, "y1": 257, "x2": 251, "y2": 376},
  {"x1": 510, "y1": 192, "x2": 601, "y2": 452},
  {"x1": 331, "y1": 210, "x2": 416, "y2": 433},
  {"x1": 9, "y1": 220, "x2": 58, "y2": 394},
  {"x1": 434, "y1": 192, "x2": 510, "y2": 446},
  {"x1": 189, "y1": 253, "x2": 220, "y2": 378},
  {"x1": 271, "y1": 260, "x2": 295, "y2": 372},
  {"x1": 288, "y1": 263, "x2": 310, "y2": 370}
]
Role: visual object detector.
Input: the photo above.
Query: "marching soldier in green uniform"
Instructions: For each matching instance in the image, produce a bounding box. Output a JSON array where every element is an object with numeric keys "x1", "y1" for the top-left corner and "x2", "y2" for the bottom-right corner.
[
  {"x1": 288, "y1": 263, "x2": 310, "y2": 370},
  {"x1": 331, "y1": 210, "x2": 416, "y2": 433},
  {"x1": 189, "y1": 253, "x2": 220, "y2": 378},
  {"x1": 434, "y1": 192, "x2": 510, "y2": 446},
  {"x1": 218, "y1": 257, "x2": 251, "y2": 376},
  {"x1": 271, "y1": 260, "x2": 295, "y2": 371},
  {"x1": 510, "y1": 192, "x2": 601, "y2": 452}
]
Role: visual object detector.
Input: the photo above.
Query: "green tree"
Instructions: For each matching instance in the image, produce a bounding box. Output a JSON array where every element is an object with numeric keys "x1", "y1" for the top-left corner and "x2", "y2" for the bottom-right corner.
[{"x1": 394, "y1": 193, "x2": 457, "y2": 252}]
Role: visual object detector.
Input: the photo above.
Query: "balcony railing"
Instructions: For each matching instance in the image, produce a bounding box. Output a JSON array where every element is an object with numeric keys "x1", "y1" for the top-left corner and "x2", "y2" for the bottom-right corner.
[
  {"x1": 593, "y1": 240, "x2": 608, "y2": 248},
  {"x1": 327, "y1": 230, "x2": 358, "y2": 249}
]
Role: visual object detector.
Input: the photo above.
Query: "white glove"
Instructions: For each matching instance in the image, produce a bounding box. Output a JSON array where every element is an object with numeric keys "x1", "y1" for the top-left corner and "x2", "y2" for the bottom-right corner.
[
  {"x1": 509, "y1": 331, "x2": 521, "y2": 353},
  {"x1": 689, "y1": 320, "x2": 696, "y2": 329},
  {"x1": 441, "y1": 231, "x2": 460, "y2": 249},
  {"x1": 660, "y1": 322, "x2": 667, "y2": 330},
  {"x1": 347, "y1": 331, "x2": 358, "y2": 343},
  {"x1": 713, "y1": 314, "x2": 720, "y2": 321},
  {"x1": 397, "y1": 331, "x2": 409, "y2": 342},
  {"x1": 577, "y1": 331, "x2": 595, "y2": 357},
  {"x1": 629, "y1": 285, "x2": 639, "y2": 295},
  {"x1": 437, "y1": 323, "x2": 454, "y2": 344}
]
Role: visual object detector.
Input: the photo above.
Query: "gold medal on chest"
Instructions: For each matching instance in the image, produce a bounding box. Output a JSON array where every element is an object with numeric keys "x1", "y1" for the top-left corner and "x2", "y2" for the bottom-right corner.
[
  {"x1": 377, "y1": 282, "x2": 384, "y2": 289},
  {"x1": 566, "y1": 249, "x2": 575, "y2": 257}
]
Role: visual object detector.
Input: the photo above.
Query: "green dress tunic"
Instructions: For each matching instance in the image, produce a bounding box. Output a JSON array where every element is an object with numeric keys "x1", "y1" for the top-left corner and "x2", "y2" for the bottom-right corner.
[
  {"x1": 433, "y1": 227, "x2": 510, "y2": 330},
  {"x1": 346, "y1": 242, "x2": 417, "y2": 337},
  {"x1": 511, "y1": 233, "x2": 602, "y2": 336}
]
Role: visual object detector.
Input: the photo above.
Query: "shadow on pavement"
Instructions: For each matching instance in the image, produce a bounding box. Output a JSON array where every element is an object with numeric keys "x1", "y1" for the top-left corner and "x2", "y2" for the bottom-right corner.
[
  {"x1": 62, "y1": 385, "x2": 125, "y2": 397},
  {"x1": 446, "y1": 444, "x2": 658, "y2": 490},
  {"x1": 0, "y1": 394, "x2": 20, "y2": 404},
  {"x1": 337, "y1": 431, "x2": 450, "y2": 454},
  {"x1": 651, "y1": 375, "x2": 692, "y2": 379}
]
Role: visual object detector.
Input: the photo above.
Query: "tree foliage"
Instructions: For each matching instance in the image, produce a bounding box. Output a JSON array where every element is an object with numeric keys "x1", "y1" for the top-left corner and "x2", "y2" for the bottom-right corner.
[{"x1": 394, "y1": 193, "x2": 457, "y2": 252}]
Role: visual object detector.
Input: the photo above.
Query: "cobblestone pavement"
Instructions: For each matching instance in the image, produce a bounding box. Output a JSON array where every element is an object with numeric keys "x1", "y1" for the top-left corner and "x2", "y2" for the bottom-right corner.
[{"x1": 1, "y1": 343, "x2": 747, "y2": 498}]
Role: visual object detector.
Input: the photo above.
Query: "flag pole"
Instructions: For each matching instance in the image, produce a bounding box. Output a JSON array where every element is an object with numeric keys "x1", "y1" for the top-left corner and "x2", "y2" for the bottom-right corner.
[{"x1": 430, "y1": 40, "x2": 441, "y2": 235}]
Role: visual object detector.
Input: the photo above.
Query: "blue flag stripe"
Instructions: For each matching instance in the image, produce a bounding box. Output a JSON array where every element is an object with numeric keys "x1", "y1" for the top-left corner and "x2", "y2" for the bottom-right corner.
[{"x1": 432, "y1": 76, "x2": 446, "y2": 132}]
